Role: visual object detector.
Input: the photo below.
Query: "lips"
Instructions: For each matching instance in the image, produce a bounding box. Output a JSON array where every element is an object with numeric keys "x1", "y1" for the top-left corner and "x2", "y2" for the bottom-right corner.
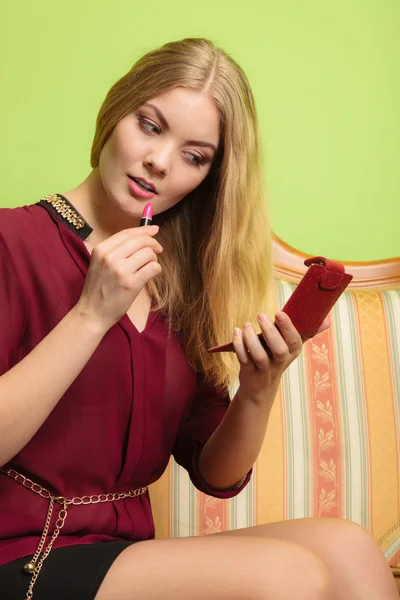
[{"x1": 128, "y1": 175, "x2": 157, "y2": 194}]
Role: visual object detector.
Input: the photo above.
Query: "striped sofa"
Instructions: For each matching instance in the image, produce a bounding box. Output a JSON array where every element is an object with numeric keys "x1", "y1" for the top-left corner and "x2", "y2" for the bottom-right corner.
[{"x1": 150, "y1": 235, "x2": 400, "y2": 593}]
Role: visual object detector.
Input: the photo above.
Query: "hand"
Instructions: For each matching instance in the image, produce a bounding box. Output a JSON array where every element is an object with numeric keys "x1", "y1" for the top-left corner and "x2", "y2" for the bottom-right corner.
[
  {"x1": 233, "y1": 312, "x2": 330, "y2": 405},
  {"x1": 76, "y1": 225, "x2": 162, "y2": 331}
]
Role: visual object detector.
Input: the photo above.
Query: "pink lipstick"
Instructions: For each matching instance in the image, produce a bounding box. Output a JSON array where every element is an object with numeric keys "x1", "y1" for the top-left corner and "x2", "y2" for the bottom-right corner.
[{"x1": 140, "y1": 203, "x2": 153, "y2": 226}]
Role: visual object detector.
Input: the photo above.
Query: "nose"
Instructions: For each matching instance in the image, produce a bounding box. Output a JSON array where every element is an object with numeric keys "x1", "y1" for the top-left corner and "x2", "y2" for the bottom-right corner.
[{"x1": 143, "y1": 147, "x2": 171, "y2": 177}]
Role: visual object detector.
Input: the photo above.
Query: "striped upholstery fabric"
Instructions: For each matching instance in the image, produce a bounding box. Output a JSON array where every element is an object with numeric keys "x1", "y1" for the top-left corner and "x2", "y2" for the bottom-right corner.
[{"x1": 150, "y1": 276, "x2": 400, "y2": 572}]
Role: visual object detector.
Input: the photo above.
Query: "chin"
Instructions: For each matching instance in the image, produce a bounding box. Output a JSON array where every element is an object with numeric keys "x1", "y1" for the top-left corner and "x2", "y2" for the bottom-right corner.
[{"x1": 101, "y1": 189, "x2": 135, "y2": 218}]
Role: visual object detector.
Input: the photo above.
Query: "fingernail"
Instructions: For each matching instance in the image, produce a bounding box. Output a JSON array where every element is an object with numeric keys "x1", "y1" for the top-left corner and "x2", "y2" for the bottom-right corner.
[
  {"x1": 275, "y1": 312, "x2": 286, "y2": 322},
  {"x1": 257, "y1": 313, "x2": 268, "y2": 322},
  {"x1": 243, "y1": 322, "x2": 252, "y2": 328},
  {"x1": 234, "y1": 327, "x2": 241, "y2": 336}
]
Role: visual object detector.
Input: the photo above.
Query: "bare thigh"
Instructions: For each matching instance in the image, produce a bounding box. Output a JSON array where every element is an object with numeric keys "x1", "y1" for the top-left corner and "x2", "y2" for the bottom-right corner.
[
  {"x1": 218, "y1": 518, "x2": 398, "y2": 600},
  {"x1": 95, "y1": 535, "x2": 331, "y2": 600}
]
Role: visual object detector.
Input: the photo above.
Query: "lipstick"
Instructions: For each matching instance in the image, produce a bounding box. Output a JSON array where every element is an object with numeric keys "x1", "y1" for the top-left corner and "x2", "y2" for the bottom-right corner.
[{"x1": 140, "y1": 203, "x2": 153, "y2": 226}]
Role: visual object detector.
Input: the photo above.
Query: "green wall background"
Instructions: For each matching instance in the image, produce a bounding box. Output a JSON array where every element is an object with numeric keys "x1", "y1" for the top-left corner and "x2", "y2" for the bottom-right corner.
[{"x1": 1, "y1": 0, "x2": 399, "y2": 260}]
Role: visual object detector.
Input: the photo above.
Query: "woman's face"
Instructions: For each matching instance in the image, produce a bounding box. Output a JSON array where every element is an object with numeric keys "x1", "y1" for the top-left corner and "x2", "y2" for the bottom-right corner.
[{"x1": 98, "y1": 87, "x2": 221, "y2": 219}]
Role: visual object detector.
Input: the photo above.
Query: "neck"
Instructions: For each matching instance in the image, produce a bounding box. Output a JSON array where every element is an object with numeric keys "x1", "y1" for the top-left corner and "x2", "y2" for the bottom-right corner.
[{"x1": 63, "y1": 169, "x2": 140, "y2": 245}]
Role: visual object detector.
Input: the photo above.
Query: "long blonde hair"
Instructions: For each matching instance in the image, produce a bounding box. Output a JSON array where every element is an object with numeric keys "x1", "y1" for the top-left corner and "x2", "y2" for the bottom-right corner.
[{"x1": 91, "y1": 38, "x2": 272, "y2": 391}]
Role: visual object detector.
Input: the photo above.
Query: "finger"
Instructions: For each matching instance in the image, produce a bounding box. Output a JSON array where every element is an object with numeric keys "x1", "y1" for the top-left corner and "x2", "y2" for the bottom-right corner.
[
  {"x1": 241, "y1": 322, "x2": 271, "y2": 369},
  {"x1": 93, "y1": 225, "x2": 160, "y2": 255},
  {"x1": 96, "y1": 235, "x2": 163, "y2": 269},
  {"x1": 255, "y1": 314, "x2": 290, "y2": 363},
  {"x1": 273, "y1": 312, "x2": 302, "y2": 356},
  {"x1": 257, "y1": 313, "x2": 290, "y2": 361},
  {"x1": 129, "y1": 260, "x2": 162, "y2": 289},
  {"x1": 98, "y1": 247, "x2": 158, "y2": 288},
  {"x1": 232, "y1": 327, "x2": 252, "y2": 366},
  {"x1": 108, "y1": 225, "x2": 160, "y2": 251},
  {"x1": 122, "y1": 247, "x2": 159, "y2": 275},
  {"x1": 114, "y1": 235, "x2": 163, "y2": 258}
]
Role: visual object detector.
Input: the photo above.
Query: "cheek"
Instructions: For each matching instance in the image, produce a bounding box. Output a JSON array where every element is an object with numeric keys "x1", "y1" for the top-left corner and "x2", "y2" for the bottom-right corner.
[
  {"x1": 174, "y1": 162, "x2": 212, "y2": 194},
  {"x1": 108, "y1": 132, "x2": 129, "y2": 163},
  {"x1": 98, "y1": 140, "x2": 127, "y2": 191},
  {"x1": 99, "y1": 137, "x2": 118, "y2": 175},
  {"x1": 101, "y1": 124, "x2": 139, "y2": 168},
  {"x1": 170, "y1": 174, "x2": 200, "y2": 199}
]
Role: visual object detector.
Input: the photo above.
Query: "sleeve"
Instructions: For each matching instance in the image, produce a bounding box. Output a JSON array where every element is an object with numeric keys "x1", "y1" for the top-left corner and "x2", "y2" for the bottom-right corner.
[
  {"x1": 172, "y1": 375, "x2": 252, "y2": 499},
  {"x1": 0, "y1": 231, "x2": 27, "y2": 375}
]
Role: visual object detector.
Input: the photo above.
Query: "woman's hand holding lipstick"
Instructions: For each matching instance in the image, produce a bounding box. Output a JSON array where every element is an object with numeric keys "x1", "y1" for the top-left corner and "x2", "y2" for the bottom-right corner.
[{"x1": 75, "y1": 203, "x2": 162, "y2": 332}]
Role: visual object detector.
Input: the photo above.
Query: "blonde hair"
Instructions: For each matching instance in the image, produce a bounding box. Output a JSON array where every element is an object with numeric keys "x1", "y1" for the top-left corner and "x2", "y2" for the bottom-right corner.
[{"x1": 91, "y1": 38, "x2": 272, "y2": 391}]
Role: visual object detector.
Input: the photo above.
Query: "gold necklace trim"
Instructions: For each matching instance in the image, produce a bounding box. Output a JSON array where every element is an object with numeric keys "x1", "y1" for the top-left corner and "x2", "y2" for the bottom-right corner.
[
  {"x1": 1, "y1": 466, "x2": 148, "y2": 599},
  {"x1": 40, "y1": 194, "x2": 87, "y2": 230}
]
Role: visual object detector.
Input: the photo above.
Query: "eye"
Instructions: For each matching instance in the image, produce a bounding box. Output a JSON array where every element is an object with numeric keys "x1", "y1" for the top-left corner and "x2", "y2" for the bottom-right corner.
[
  {"x1": 138, "y1": 117, "x2": 160, "y2": 135},
  {"x1": 184, "y1": 152, "x2": 206, "y2": 167}
]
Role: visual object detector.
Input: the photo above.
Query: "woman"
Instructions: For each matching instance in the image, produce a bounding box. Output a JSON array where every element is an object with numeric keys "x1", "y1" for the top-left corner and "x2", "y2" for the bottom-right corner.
[{"x1": 0, "y1": 38, "x2": 397, "y2": 600}]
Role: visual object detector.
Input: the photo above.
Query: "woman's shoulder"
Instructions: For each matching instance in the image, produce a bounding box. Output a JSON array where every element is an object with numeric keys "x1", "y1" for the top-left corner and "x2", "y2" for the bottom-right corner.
[
  {"x1": 0, "y1": 202, "x2": 53, "y2": 248},
  {"x1": 0, "y1": 203, "x2": 44, "y2": 232}
]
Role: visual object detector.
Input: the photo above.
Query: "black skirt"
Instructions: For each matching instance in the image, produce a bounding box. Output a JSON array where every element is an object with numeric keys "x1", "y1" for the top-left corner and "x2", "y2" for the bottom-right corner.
[{"x1": 0, "y1": 541, "x2": 138, "y2": 599}]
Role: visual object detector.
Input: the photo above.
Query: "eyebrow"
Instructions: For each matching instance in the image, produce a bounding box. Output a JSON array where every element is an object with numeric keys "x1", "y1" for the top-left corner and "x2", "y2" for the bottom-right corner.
[{"x1": 143, "y1": 102, "x2": 217, "y2": 153}]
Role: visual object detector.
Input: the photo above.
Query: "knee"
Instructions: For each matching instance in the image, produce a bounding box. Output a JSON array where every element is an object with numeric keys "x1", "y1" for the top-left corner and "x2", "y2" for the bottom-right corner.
[
  {"x1": 289, "y1": 547, "x2": 332, "y2": 600},
  {"x1": 312, "y1": 517, "x2": 393, "y2": 578},
  {"x1": 256, "y1": 541, "x2": 332, "y2": 600},
  {"x1": 317, "y1": 518, "x2": 378, "y2": 555}
]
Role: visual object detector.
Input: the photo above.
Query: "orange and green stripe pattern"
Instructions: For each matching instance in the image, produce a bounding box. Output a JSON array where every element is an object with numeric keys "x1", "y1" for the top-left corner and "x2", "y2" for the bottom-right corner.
[{"x1": 150, "y1": 279, "x2": 400, "y2": 570}]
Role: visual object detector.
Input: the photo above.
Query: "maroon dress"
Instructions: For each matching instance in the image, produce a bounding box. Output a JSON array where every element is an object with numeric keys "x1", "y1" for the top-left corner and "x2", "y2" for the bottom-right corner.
[{"x1": 0, "y1": 195, "x2": 250, "y2": 598}]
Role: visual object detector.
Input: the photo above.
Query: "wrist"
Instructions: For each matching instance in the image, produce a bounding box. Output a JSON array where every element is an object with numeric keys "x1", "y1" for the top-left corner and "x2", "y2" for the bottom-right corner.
[
  {"x1": 69, "y1": 304, "x2": 110, "y2": 339},
  {"x1": 236, "y1": 380, "x2": 280, "y2": 408}
]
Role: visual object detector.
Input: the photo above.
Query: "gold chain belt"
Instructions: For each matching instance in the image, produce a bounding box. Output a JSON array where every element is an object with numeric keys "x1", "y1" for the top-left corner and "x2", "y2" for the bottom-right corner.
[{"x1": 0, "y1": 466, "x2": 148, "y2": 600}]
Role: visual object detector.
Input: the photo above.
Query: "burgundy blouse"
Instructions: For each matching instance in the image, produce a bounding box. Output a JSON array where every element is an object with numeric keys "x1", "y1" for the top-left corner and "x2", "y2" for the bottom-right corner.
[{"x1": 0, "y1": 195, "x2": 250, "y2": 567}]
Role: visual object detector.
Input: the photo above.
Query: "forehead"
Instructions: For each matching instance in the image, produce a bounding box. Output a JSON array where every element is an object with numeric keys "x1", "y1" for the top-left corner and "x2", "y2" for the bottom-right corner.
[{"x1": 144, "y1": 87, "x2": 220, "y2": 145}]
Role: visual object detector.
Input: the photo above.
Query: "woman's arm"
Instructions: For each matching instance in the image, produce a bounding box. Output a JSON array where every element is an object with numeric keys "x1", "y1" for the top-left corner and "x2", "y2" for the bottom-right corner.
[
  {"x1": 198, "y1": 312, "x2": 330, "y2": 489},
  {"x1": 197, "y1": 382, "x2": 278, "y2": 489},
  {"x1": 0, "y1": 225, "x2": 162, "y2": 466},
  {"x1": 198, "y1": 314, "x2": 296, "y2": 489},
  {"x1": 0, "y1": 307, "x2": 105, "y2": 466}
]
